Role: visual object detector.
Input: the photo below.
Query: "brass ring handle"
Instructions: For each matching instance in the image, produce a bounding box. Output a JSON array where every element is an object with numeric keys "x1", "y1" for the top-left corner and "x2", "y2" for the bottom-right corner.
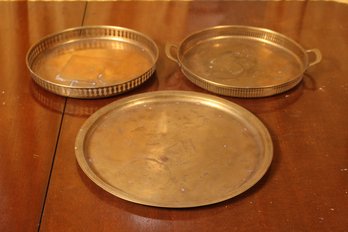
[
  {"x1": 306, "y1": 49, "x2": 322, "y2": 68},
  {"x1": 165, "y1": 43, "x2": 180, "y2": 65}
]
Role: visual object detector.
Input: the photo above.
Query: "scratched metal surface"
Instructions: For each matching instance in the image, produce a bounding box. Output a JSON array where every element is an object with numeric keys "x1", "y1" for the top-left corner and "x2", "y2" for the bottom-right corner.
[{"x1": 75, "y1": 91, "x2": 273, "y2": 207}]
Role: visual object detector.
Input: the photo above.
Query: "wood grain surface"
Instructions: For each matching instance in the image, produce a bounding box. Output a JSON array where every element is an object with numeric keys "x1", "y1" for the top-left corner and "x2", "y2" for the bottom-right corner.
[{"x1": 0, "y1": 2, "x2": 86, "y2": 231}]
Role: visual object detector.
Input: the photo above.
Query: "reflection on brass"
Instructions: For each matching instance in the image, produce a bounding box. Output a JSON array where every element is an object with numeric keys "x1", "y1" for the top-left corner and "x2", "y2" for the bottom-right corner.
[
  {"x1": 166, "y1": 25, "x2": 322, "y2": 98},
  {"x1": 26, "y1": 26, "x2": 158, "y2": 98},
  {"x1": 75, "y1": 91, "x2": 273, "y2": 208}
]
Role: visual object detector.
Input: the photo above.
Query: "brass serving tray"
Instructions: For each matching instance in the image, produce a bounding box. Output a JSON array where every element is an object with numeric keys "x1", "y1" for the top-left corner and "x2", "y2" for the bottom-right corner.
[
  {"x1": 26, "y1": 26, "x2": 158, "y2": 98},
  {"x1": 75, "y1": 91, "x2": 273, "y2": 208},
  {"x1": 166, "y1": 25, "x2": 321, "y2": 97}
]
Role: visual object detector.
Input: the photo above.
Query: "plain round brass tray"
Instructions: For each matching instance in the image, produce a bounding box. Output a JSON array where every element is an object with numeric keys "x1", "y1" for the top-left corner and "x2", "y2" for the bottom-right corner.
[
  {"x1": 26, "y1": 26, "x2": 158, "y2": 98},
  {"x1": 166, "y1": 25, "x2": 321, "y2": 98},
  {"x1": 75, "y1": 91, "x2": 273, "y2": 208}
]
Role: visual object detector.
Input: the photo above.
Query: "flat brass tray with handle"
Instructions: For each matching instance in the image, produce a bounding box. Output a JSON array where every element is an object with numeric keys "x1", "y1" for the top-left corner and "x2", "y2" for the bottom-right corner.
[
  {"x1": 75, "y1": 90, "x2": 273, "y2": 208},
  {"x1": 166, "y1": 25, "x2": 322, "y2": 98},
  {"x1": 26, "y1": 26, "x2": 158, "y2": 98}
]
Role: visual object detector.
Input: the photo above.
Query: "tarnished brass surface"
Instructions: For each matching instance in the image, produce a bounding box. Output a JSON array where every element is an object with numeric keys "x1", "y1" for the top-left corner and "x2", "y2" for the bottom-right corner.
[
  {"x1": 75, "y1": 91, "x2": 273, "y2": 207},
  {"x1": 166, "y1": 25, "x2": 322, "y2": 97},
  {"x1": 26, "y1": 26, "x2": 158, "y2": 98}
]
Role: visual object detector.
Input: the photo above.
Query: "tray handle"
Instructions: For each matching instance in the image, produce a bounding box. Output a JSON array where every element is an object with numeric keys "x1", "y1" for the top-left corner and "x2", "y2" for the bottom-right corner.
[
  {"x1": 165, "y1": 43, "x2": 180, "y2": 65},
  {"x1": 306, "y1": 49, "x2": 322, "y2": 68}
]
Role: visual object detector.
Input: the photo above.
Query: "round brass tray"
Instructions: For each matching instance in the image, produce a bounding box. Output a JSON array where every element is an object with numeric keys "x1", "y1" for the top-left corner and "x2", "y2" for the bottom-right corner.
[
  {"x1": 75, "y1": 91, "x2": 273, "y2": 208},
  {"x1": 166, "y1": 25, "x2": 321, "y2": 98},
  {"x1": 26, "y1": 26, "x2": 158, "y2": 98}
]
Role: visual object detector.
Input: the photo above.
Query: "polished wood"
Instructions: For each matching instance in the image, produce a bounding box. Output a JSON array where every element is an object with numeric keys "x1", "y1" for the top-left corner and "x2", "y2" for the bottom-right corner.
[
  {"x1": 1, "y1": 1, "x2": 347, "y2": 231},
  {"x1": 0, "y1": 2, "x2": 86, "y2": 231}
]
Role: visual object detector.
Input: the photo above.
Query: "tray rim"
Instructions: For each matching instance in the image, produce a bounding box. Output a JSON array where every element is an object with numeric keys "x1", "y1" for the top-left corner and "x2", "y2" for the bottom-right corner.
[
  {"x1": 75, "y1": 90, "x2": 273, "y2": 208},
  {"x1": 26, "y1": 25, "x2": 159, "y2": 98}
]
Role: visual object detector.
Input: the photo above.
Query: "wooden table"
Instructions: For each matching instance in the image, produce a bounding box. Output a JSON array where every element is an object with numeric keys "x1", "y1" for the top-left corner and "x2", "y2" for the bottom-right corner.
[{"x1": 1, "y1": 1, "x2": 347, "y2": 231}]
